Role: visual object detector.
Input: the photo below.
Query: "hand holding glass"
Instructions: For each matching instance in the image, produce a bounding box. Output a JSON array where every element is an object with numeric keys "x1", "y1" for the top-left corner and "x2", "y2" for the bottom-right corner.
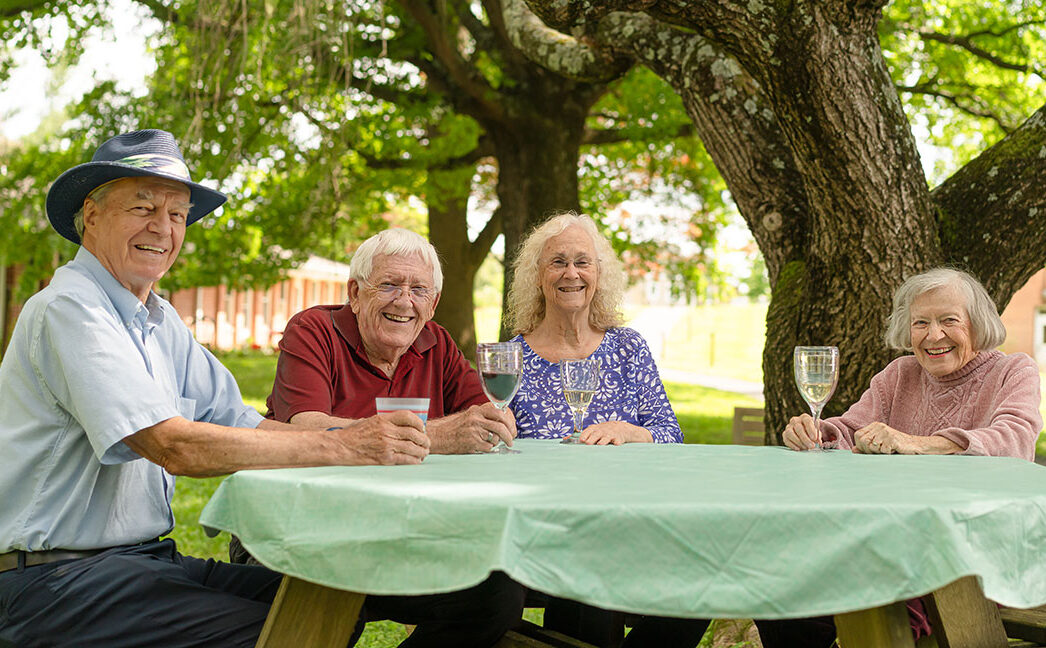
[
  {"x1": 560, "y1": 358, "x2": 599, "y2": 445},
  {"x1": 793, "y1": 346, "x2": 840, "y2": 450},
  {"x1": 476, "y1": 341, "x2": 523, "y2": 454}
]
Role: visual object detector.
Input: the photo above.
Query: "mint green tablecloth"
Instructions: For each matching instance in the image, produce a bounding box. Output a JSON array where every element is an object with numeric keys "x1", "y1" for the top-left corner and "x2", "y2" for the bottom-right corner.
[{"x1": 199, "y1": 440, "x2": 1046, "y2": 618}]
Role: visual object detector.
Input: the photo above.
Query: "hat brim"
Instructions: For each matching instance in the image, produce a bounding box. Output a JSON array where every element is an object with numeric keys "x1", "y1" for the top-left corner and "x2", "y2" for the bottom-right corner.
[{"x1": 46, "y1": 161, "x2": 227, "y2": 244}]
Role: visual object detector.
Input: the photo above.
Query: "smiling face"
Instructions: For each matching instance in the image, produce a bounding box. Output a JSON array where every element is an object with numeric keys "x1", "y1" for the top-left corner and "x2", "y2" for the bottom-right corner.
[
  {"x1": 909, "y1": 284, "x2": 978, "y2": 377},
  {"x1": 539, "y1": 225, "x2": 599, "y2": 319},
  {"x1": 348, "y1": 253, "x2": 440, "y2": 369},
  {"x1": 80, "y1": 176, "x2": 191, "y2": 303}
]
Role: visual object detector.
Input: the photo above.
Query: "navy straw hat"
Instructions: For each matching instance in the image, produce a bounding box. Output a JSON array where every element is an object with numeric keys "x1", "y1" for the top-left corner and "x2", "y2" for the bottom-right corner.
[{"x1": 46, "y1": 129, "x2": 227, "y2": 244}]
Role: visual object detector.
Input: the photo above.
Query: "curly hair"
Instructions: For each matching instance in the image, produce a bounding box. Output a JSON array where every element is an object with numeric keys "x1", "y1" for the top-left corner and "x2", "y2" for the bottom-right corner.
[
  {"x1": 883, "y1": 267, "x2": 1006, "y2": 351},
  {"x1": 506, "y1": 211, "x2": 625, "y2": 335}
]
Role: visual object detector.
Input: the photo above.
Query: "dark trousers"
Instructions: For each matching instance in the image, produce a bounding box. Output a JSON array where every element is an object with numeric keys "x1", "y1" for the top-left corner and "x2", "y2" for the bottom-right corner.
[
  {"x1": 542, "y1": 595, "x2": 711, "y2": 648},
  {"x1": 753, "y1": 617, "x2": 838, "y2": 648},
  {"x1": 0, "y1": 539, "x2": 279, "y2": 648},
  {"x1": 0, "y1": 539, "x2": 524, "y2": 648}
]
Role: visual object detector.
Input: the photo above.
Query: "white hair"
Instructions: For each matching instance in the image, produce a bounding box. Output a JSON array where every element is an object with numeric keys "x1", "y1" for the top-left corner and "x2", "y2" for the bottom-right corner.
[
  {"x1": 71, "y1": 182, "x2": 119, "y2": 241},
  {"x1": 506, "y1": 211, "x2": 625, "y2": 335},
  {"x1": 884, "y1": 267, "x2": 1006, "y2": 351},
  {"x1": 349, "y1": 228, "x2": 443, "y2": 291}
]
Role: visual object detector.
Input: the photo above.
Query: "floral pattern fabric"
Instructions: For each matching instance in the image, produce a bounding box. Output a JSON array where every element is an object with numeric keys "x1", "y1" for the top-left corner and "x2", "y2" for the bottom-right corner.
[{"x1": 509, "y1": 328, "x2": 682, "y2": 443}]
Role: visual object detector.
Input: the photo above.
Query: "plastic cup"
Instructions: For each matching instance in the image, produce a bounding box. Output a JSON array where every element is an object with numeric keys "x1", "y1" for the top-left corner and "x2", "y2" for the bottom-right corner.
[{"x1": 375, "y1": 397, "x2": 430, "y2": 428}]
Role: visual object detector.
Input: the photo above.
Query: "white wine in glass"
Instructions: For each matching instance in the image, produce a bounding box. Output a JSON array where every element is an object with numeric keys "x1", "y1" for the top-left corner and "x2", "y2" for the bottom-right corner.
[
  {"x1": 560, "y1": 358, "x2": 600, "y2": 444},
  {"x1": 477, "y1": 341, "x2": 523, "y2": 454},
  {"x1": 793, "y1": 346, "x2": 840, "y2": 450}
]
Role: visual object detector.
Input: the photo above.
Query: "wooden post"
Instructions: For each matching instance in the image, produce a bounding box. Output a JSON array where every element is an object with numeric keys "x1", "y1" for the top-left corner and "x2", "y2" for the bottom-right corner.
[
  {"x1": 255, "y1": 575, "x2": 365, "y2": 648},
  {"x1": 835, "y1": 600, "x2": 916, "y2": 648},
  {"x1": 921, "y1": 575, "x2": 1008, "y2": 648}
]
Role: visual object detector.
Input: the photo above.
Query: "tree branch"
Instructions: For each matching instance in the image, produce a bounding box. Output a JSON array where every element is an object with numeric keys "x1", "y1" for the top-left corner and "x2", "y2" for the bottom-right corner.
[
  {"x1": 932, "y1": 103, "x2": 1046, "y2": 304},
  {"x1": 913, "y1": 24, "x2": 1042, "y2": 73},
  {"x1": 590, "y1": 12, "x2": 808, "y2": 282},
  {"x1": 898, "y1": 84, "x2": 1016, "y2": 133},
  {"x1": 397, "y1": 0, "x2": 506, "y2": 122},
  {"x1": 582, "y1": 121, "x2": 694, "y2": 146},
  {"x1": 501, "y1": 0, "x2": 632, "y2": 82},
  {"x1": 469, "y1": 205, "x2": 503, "y2": 267}
]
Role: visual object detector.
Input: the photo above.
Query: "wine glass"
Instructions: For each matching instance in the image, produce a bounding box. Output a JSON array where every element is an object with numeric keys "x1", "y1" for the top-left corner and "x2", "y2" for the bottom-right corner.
[
  {"x1": 560, "y1": 358, "x2": 600, "y2": 444},
  {"x1": 476, "y1": 341, "x2": 523, "y2": 454},
  {"x1": 793, "y1": 346, "x2": 840, "y2": 450}
]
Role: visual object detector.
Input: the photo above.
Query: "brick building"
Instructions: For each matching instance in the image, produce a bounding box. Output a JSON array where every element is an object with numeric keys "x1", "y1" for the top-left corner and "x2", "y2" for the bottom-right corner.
[{"x1": 166, "y1": 255, "x2": 351, "y2": 350}]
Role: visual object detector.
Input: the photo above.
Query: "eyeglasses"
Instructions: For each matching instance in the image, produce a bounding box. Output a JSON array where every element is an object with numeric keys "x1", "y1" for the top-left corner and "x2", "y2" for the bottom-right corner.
[
  {"x1": 367, "y1": 281, "x2": 436, "y2": 302},
  {"x1": 546, "y1": 257, "x2": 594, "y2": 270}
]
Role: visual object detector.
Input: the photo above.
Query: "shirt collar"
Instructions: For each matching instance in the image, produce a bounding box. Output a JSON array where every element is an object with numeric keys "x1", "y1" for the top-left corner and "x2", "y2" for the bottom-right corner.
[{"x1": 71, "y1": 247, "x2": 165, "y2": 327}]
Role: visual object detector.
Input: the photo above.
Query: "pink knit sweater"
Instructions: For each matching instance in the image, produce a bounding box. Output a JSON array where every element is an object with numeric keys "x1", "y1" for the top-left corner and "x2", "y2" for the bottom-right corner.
[{"x1": 821, "y1": 350, "x2": 1042, "y2": 459}]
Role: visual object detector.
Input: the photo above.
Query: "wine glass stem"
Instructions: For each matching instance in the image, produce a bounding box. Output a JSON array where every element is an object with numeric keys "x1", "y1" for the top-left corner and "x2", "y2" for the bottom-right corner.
[
  {"x1": 810, "y1": 405, "x2": 823, "y2": 445},
  {"x1": 572, "y1": 408, "x2": 585, "y2": 440}
]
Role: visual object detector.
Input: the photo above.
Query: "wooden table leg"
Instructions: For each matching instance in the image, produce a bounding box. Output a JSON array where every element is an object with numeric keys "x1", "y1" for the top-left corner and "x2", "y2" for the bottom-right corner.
[
  {"x1": 921, "y1": 575, "x2": 1008, "y2": 648},
  {"x1": 256, "y1": 575, "x2": 365, "y2": 648},
  {"x1": 835, "y1": 600, "x2": 916, "y2": 648}
]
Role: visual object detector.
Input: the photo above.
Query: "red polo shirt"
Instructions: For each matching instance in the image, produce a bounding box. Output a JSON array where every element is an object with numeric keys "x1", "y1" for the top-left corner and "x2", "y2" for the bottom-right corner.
[{"x1": 266, "y1": 304, "x2": 488, "y2": 422}]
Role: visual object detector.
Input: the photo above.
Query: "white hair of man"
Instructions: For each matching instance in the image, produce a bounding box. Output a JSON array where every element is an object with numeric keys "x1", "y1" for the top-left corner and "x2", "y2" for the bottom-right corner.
[
  {"x1": 884, "y1": 267, "x2": 1006, "y2": 352},
  {"x1": 349, "y1": 228, "x2": 443, "y2": 292},
  {"x1": 71, "y1": 182, "x2": 120, "y2": 240}
]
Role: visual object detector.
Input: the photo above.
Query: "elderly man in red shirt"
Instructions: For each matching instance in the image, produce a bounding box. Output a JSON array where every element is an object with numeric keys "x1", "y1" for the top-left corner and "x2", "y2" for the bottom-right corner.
[{"x1": 266, "y1": 227, "x2": 517, "y2": 453}]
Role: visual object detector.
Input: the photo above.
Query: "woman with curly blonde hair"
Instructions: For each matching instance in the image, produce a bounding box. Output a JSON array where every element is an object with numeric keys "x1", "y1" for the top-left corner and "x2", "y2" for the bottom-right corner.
[{"x1": 506, "y1": 211, "x2": 682, "y2": 445}]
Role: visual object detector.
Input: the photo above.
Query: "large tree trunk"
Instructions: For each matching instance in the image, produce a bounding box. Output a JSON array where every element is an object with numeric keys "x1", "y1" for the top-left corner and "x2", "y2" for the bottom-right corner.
[
  {"x1": 491, "y1": 112, "x2": 589, "y2": 340},
  {"x1": 429, "y1": 167, "x2": 483, "y2": 358}
]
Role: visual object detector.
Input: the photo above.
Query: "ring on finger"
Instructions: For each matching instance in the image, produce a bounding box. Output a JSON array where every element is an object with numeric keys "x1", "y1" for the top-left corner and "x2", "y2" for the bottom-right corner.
[{"x1": 486, "y1": 432, "x2": 494, "y2": 443}]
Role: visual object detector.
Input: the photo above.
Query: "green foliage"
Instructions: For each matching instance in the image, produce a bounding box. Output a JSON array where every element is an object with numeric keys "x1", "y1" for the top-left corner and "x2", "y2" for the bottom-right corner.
[
  {"x1": 880, "y1": 0, "x2": 1046, "y2": 180},
  {"x1": 580, "y1": 66, "x2": 731, "y2": 302}
]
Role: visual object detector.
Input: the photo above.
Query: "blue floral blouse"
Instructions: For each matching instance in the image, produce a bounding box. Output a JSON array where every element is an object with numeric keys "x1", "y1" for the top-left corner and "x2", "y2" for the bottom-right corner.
[{"x1": 509, "y1": 328, "x2": 682, "y2": 443}]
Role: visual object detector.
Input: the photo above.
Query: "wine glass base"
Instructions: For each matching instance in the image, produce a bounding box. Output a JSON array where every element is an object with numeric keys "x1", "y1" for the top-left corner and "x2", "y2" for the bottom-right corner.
[
  {"x1": 488, "y1": 444, "x2": 521, "y2": 454},
  {"x1": 560, "y1": 435, "x2": 582, "y2": 444}
]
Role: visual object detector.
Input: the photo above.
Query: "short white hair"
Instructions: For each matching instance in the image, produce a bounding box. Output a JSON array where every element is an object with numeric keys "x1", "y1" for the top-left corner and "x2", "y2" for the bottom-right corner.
[
  {"x1": 72, "y1": 181, "x2": 119, "y2": 241},
  {"x1": 349, "y1": 228, "x2": 443, "y2": 291},
  {"x1": 884, "y1": 267, "x2": 1006, "y2": 351}
]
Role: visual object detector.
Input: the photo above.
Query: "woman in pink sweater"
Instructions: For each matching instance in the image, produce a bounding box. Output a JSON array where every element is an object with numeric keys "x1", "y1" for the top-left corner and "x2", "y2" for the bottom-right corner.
[
  {"x1": 758, "y1": 268, "x2": 1043, "y2": 648},
  {"x1": 783, "y1": 267, "x2": 1041, "y2": 458}
]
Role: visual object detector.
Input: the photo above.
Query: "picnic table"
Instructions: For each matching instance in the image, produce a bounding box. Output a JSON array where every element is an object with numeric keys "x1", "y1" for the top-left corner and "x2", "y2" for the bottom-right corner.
[{"x1": 200, "y1": 440, "x2": 1046, "y2": 647}]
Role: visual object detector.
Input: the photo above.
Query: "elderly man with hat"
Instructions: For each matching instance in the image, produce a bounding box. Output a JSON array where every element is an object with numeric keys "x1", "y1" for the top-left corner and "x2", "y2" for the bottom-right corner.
[{"x1": 0, "y1": 130, "x2": 524, "y2": 647}]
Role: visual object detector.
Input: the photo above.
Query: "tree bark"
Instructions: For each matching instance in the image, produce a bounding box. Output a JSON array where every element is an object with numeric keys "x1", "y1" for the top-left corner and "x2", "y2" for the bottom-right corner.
[{"x1": 489, "y1": 101, "x2": 595, "y2": 340}]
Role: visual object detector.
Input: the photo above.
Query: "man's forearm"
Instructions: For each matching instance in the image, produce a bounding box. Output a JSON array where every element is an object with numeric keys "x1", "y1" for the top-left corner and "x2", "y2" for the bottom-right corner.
[{"x1": 124, "y1": 417, "x2": 356, "y2": 477}]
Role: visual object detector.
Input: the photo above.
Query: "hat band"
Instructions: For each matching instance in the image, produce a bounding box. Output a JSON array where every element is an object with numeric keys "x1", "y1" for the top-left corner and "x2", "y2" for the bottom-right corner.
[{"x1": 114, "y1": 154, "x2": 191, "y2": 181}]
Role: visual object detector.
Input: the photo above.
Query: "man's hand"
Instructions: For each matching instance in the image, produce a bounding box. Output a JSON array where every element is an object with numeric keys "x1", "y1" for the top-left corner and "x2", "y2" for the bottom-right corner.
[
  {"x1": 426, "y1": 402, "x2": 517, "y2": 454},
  {"x1": 579, "y1": 421, "x2": 653, "y2": 445},
  {"x1": 338, "y1": 411, "x2": 430, "y2": 465},
  {"x1": 852, "y1": 422, "x2": 961, "y2": 455}
]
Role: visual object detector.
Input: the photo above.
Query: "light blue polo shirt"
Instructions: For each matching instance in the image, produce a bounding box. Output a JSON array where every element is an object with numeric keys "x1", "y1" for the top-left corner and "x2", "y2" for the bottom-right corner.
[{"x1": 0, "y1": 248, "x2": 262, "y2": 552}]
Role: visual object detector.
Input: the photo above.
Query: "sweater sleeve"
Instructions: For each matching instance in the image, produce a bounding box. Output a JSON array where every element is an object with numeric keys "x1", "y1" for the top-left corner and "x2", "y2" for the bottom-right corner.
[
  {"x1": 820, "y1": 365, "x2": 895, "y2": 450},
  {"x1": 933, "y1": 354, "x2": 1042, "y2": 459}
]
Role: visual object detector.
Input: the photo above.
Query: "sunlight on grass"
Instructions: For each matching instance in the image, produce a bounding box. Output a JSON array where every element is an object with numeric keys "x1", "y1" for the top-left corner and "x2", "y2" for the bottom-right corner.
[{"x1": 659, "y1": 302, "x2": 768, "y2": 382}]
